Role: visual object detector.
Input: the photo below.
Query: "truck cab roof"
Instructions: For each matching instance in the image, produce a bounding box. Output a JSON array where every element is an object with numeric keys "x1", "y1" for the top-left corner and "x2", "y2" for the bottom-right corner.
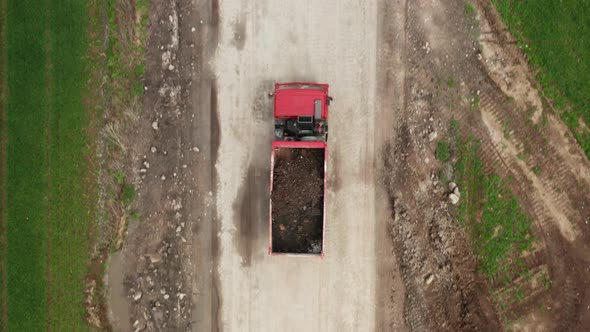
[{"x1": 274, "y1": 83, "x2": 329, "y2": 119}]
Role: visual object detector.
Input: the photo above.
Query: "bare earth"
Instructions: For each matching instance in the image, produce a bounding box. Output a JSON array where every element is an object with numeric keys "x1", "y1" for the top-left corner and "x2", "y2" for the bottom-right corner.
[{"x1": 107, "y1": 0, "x2": 590, "y2": 331}]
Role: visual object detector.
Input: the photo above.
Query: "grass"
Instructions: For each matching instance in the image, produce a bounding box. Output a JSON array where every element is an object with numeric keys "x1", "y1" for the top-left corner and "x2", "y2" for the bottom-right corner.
[
  {"x1": 492, "y1": 0, "x2": 590, "y2": 157},
  {"x1": 465, "y1": 2, "x2": 475, "y2": 16},
  {"x1": 454, "y1": 135, "x2": 535, "y2": 281},
  {"x1": 447, "y1": 78, "x2": 456, "y2": 88},
  {"x1": 4, "y1": 0, "x2": 92, "y2": 330},
  {"x1": 436, "y1": 140, "x2": 451, "y2": 162},
  {"x1": 503, "y1": 121, "x2": 511, "y2": 139}
]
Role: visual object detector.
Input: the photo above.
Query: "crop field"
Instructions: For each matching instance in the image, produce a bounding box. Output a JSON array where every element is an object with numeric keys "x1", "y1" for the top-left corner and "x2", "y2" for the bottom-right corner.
[
  {"x1": 1, "y1": 0, "x2": 92, "y2": 330},
  {"x1": 493, "y1": 0, "x2": 590, "y2": 156}
]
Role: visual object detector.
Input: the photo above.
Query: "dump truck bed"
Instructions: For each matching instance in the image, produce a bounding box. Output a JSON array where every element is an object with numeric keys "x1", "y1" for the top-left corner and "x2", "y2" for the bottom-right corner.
[{"x1": 269, "y1": 141, "x2": 327, "y2": 256}]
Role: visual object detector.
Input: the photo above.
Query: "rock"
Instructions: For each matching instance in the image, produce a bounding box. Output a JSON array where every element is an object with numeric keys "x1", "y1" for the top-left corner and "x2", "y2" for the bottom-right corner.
[
  {"x1": 150, "y1": 146, "x2": 157, "y2": 153},
  {"x1": 449, "y1": 193, "x2": 460, "y2": 205},
  {"x1": 152, "y1": 121, "x2": 159, "y2": 130},
  {"x1": 178, "y1": 293, "x2": 187, "y2": 300},
  {"x1": 143, "y1": 161, "x2": 150, "y2": 169},
  {"x1": 163, "y1": 294, "x2": 170, "y2": 300},
  {"x1": 192, "y1": 146, "x2": 200, "y2": 152},
  {"x1": 168, "y1": 64, "x2": 175, "y2": 71},
  {"x1": 453, "y1": 186, "x2": 460, "y2": 198},
  {"x1": 425, "y1": 273, "x2": 435, "y2": 285},
  {"x1": 140, "y1": 168, "x2": 147, "y2": 173},
  {"x1": 428, "y1": 131, "x2": 438, "y2": 142},
  {"x1": 132, "y1": 291, "x2": 142, "y2": 301},
  {"x1": 161, "y1": 175, "x2": 166, "y2": 181},
  {"x1": 176, "y1": 225, "x2": 181, "y2": 233},
  {"x1": 448, "y1": 182, "x2": 457, "y2": 191}
]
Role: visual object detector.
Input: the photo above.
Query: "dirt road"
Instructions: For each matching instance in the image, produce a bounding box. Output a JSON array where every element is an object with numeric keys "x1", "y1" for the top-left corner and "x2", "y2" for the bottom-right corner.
[
  {"x1": 209, "y1": 0, "x2": 404, "y2": 331},
  {"x1": 110, "y1": 0, "x2": 590, "y2": 330}
]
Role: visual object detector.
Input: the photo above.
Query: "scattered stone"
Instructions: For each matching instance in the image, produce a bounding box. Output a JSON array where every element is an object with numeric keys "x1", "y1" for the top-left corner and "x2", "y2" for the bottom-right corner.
[
  {"x1": 176, "y1": 225, "x2": 181, "y2": 233},
  {"x1": 178, "y1": 293, "x2": 187, "y2": 300},
  {"x1": 143, "y1": 161, "x2": 150, "y2": 169},
  {"x1": 133, "y1": 291, "x2": 142, "y2": 301},
  {"x1": 161, "y1": 175, "x2": 166, "y2": 181},
  {"x1": 151, "y1": 146, "x2": 157, "y2": 153},
  {"x1": 152, "y1": 121, "x2": 159, "y2": 130},
  {"x1": 168, "y1": 64, "x2": 175, "y2": 71},
  {"x1": 449, "y1": 193, "x2": 460, "y2": 205},
  {"x1": 182, "y1": 164, "x2": 187, "y2": 168},
  {"x1": 140, "y1": 168, "x2": 147, "y2": 173},
  {"x1": 192, "y1": 146, "x2": 199, "y2": 152},
  {"x1": 453, "y1": 186, "x2": 460, "y2": 198},
  {"x1": 191, "y1": 27, "x2": 196, "y2": 32},
  {"x1": 163, "y1": 294, "x2": 170, "y2": 300},
  {"x1": 425, "y1": 273, "x2": 435, "y2": 285},
  {"x1": 448, "y1": 182, "x2": 457, "y2": 192},
  {"x1": 428, "y1": 131, "x2": 438, "y2": 142}
]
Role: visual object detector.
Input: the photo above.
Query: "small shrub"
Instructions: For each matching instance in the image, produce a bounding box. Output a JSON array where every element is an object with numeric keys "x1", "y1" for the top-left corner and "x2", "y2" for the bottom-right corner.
[
  {"x1": 465, "y1": 2, "x2": 475, "y2": 15},
  {"x1": 436, "y1": 140, "x2": 451, "y2": 162},
  {"x1": 122, "y1": 183, "x2": 136, "y2": 207}
]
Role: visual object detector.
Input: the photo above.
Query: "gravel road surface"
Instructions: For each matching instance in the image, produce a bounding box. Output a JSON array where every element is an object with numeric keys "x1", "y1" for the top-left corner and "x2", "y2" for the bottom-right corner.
[{"x1": 208, "y1": 0, "x2": 402, "y2": 331}]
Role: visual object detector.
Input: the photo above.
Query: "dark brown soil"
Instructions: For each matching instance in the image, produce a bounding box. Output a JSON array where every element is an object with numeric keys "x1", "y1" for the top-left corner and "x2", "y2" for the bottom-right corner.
[{"x1": 271, "y1": 148, "x2": 324, "y2": 254}]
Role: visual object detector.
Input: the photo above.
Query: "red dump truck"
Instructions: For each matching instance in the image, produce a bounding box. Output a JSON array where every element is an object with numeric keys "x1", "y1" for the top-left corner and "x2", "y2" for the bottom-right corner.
[{"x1": 269, "y1": 82, "x2": 331, "y2": 256}]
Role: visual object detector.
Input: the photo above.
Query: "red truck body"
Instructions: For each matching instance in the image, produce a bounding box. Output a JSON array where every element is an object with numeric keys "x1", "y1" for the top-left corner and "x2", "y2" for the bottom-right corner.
[{"x1": 269, "y1": 83, "x2": 330, "y2": 256}]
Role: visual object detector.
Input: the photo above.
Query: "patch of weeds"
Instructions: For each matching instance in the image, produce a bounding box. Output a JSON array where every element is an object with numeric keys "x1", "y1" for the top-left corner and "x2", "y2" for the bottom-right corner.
[
  {"x1": 465, "y1": 2, "x2": 475, "y2": 16},
  {"x1": 532, "y1": 165, "x2": 541, "y2": 175},
  {"x1": 513, "y1": 285, "x2": 526, "y2": 302},
  {"x1": 450, "y1": 118, "x2": 460, "y2": 131},
  {"x1": 470, "y1": 95, "x2": 480, "y2": 112},
  {"x1": 455, "y1": 135, "x2": 535, "y2": 281},
  {"x1": 129, "y1": 210, "x2": 141, "y2": 222},
  {"x1": 503, "y1": 121, "x2": 511, "y2": 139},
  {"x1": 538, "y1": 272, "x2": 552, "y2": 290},
  {"x1": 113, "y1": 169, "x2": 125, "y2": 185},
  {"x1": 121, "y1": 183, "x2": 136, "y2": 207},
  {"x1": 447, "y1": 78, "x2": 456, "y2": 88},
  {"x1": 436, "y1": 140, "x2": 451, "y2": 162}
]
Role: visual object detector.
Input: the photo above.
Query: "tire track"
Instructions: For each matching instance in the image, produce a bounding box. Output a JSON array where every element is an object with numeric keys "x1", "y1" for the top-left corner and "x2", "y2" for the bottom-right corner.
[
  {"x1": 461, "y1": 88, "x2": 583, "y2": 327},
  {"x1": 478, "y1": 92, "x2": 583, "y2": 241}
]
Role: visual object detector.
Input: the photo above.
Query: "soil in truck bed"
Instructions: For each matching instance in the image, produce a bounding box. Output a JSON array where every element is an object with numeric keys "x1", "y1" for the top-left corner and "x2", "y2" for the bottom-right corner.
[{"x1": 272, "y1": 148, "x2": 324, "y2": 254}]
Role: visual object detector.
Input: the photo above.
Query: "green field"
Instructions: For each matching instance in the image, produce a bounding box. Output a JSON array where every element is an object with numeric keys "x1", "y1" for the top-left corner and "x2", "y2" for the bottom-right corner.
[
  {"x1": 493, "y1": 0, "x2": 590, "y2": 157},
  {"x1": 2, "y1": 0, "x2": 92, "y2": 330}
]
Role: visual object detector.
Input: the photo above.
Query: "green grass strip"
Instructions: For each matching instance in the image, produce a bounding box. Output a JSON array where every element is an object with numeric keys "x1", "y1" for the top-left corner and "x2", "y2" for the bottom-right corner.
[
  {"x1": 0, "y1": 0, "x2": 7, "y2": 328},
  {"x1": 493, "y1": 0, "x2": 590, "y2": 157},
  {"x1": 5, "y1": 0, "x2": 90, "y2": 329},
  {"x1": 47, "y1": 1, "x2": 90, "y2": 330},
  {"x1": 6, "y1": 0, "x2": 50, "y2": 329}
]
